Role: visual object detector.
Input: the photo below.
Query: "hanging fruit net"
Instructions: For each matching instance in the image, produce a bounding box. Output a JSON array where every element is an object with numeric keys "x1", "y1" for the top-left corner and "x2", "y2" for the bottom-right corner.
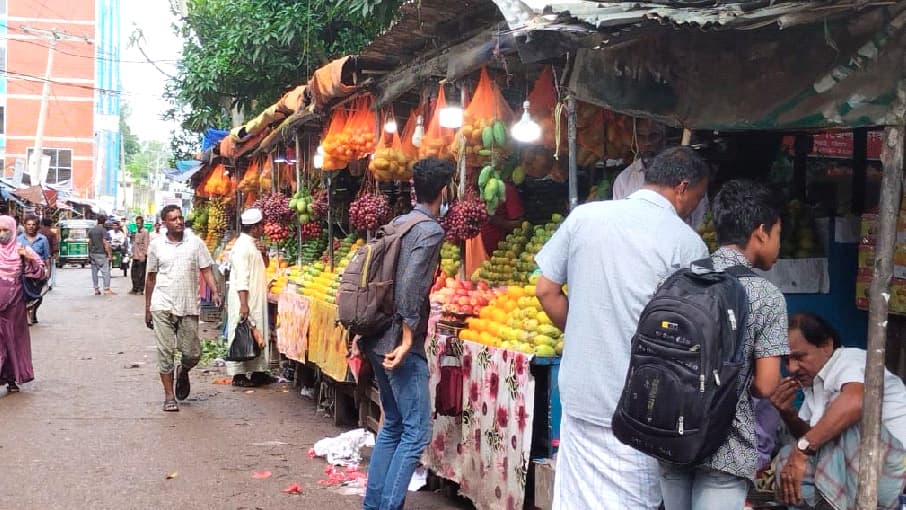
[
  {"x1": 399, "y1": 107, "x2": 422, "y2": 162},
  {"x1": 341, "y1": 96, "x2": 378, "y2": 160},
  {"x1": 527, "y1": 66, "x2": 558, "y2": 149},
  {"x1": 369, "y1": 116, "x2": 412, "y2": 182},
  {"x1": 321, "y1": 109, "x2": 349, "y2": 171},
  {"x1": 452, "y1": 67, "x2": 515, "y2": 167},
  {"x1": 418, "y1": 86, "x2": 455, "y2": 161}
]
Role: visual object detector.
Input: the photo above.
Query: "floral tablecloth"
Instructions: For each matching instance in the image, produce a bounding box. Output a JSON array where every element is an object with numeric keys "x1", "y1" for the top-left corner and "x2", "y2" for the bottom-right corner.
[
  {"x1": 425, "y1": 333, "x2": 535, "y2": 510},
  {"x1": 276, "y1": 292, "x2": 311, "y2": 362},
  {"x1": 306, "y1": 299, "x2": 350, "y2": 381}
]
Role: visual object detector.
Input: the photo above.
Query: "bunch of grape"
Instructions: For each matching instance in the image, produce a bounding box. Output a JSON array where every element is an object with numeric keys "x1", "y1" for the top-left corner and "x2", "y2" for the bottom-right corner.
[
  {"x1": 441, "y1": 193, "x2": 488, "y2": 242},
  {"x1": 264, "y1": 222, "x2": 292, "y2": 242},
  {"x1": 254, "y1": 192, "x2": 294, "y2": 224},
  {"x1": 311, "y1": 189, "x2": 329, "y2": 221},
  {"x1": 349, "y1": 193, "x2": 391, "y2": 231},
  {"x1": 300, "y1": 222, "x2": 323, "y2": 241}
]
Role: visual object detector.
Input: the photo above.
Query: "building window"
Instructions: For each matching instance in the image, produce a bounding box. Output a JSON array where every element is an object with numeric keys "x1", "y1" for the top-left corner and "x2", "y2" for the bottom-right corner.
[{"x1": 26, "y1": 147, "x2": 72, "y2": 184}]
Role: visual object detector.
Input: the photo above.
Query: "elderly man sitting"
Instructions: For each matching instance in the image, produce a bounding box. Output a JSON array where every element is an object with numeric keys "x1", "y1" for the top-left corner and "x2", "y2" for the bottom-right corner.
[{"x1": 769, "y1": 312, "x2": 906, "y2": 509}]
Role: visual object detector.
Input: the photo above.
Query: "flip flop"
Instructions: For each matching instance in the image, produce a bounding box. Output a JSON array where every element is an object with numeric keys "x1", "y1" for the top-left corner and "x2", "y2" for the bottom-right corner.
[
  {"x1": 175, "y1": 365, "x2": 191, "y2": 401},
  {"x1": 7, "y1": 383, "x2": 20, "y2": 393},
  {"x1": 163, "y1": 399, "x2": 179, "y2": 412},
  {"x1": 231, "y1": 375, "x2": 255, "y2": 387}
]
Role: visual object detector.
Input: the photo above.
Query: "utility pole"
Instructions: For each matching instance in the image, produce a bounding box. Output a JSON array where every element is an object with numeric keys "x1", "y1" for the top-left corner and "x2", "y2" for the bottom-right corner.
[{"x1": 19, "y1": 26, "x2": 93, "y2": 185}]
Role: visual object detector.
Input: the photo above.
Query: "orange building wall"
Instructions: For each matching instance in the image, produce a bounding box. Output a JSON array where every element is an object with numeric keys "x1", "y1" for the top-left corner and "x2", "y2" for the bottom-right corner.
[{"x1": 4, "y1": 0, "x2": 97, "y2": 196}]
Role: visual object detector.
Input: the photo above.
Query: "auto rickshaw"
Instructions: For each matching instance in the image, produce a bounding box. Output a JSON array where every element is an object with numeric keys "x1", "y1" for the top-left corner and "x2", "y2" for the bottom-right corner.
[{"x1": 58, "y1": 219, "x2": 97, "y2": 268}]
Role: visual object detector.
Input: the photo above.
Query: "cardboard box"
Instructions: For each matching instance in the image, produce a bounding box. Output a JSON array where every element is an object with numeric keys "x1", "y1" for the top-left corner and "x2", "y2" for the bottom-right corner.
[{"x1": 533, "y1": 459, "x2": 556, "y2": 510}]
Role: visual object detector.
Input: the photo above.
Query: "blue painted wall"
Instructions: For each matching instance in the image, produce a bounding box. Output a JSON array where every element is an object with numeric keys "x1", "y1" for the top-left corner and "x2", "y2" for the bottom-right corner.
[{"x1": 94, "y1": 0, "x2": 120, "y2": 202}]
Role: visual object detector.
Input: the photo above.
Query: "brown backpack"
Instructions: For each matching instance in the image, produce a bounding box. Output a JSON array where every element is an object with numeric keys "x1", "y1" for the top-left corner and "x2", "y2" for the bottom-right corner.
[{"x1": 337, "y1": 213, "x2": 431, "y2": 337}]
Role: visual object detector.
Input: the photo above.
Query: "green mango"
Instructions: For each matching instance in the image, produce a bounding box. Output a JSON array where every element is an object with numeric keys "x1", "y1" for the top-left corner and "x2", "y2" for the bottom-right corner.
[
  {"x1": 482, "y1": 126, "x2": 494, "y2": 148},
  {"x1": 492, "y1": 120, "x2": 506, "y2": 146}
]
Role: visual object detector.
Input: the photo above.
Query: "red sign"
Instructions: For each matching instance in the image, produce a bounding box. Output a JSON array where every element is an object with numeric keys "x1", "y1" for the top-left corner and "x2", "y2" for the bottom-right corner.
[{"x1": 784, "y1": 132, "x2": 883, "y2": 159}]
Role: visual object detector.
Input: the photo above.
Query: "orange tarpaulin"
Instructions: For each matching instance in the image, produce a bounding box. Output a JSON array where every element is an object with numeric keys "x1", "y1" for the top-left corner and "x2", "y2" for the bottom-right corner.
[{"x1": 308, "y1": 56, "x2": 357, "y2": 108}]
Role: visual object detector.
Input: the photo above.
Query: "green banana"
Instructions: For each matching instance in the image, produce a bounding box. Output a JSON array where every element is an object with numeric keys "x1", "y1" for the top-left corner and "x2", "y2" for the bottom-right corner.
[{"x1": 478, "y1": 165, "x2": 493, "y2": 188}]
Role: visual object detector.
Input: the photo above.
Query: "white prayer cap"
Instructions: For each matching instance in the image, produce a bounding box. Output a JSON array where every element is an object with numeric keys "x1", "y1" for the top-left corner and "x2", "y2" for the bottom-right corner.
[{"x1": 241, "y1": 208, "x2": 263, "y2": 225}]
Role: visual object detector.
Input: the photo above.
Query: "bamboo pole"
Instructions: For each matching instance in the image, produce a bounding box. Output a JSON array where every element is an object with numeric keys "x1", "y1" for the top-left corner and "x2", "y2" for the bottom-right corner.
[
  {"x1": 567, "y1": 96, "x2": 578, "y2": 211},
  {"x1": 856, "y1": 125, "x2": 904, "y2": 510},
  {"x1": 295, "y1": 134, "x2": 303, "y2": 266}
]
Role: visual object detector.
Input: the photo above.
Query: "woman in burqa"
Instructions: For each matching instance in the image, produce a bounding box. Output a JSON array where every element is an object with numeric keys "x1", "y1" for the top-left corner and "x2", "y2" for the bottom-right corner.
[{"x1": 0, "y1": 215, "x2": 43, "y2": 392}]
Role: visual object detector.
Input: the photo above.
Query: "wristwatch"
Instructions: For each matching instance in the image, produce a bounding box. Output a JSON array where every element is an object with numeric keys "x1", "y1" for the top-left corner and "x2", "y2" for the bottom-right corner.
[{"x1": 797, "y1": 436, "x2": 816, "y2": 455}]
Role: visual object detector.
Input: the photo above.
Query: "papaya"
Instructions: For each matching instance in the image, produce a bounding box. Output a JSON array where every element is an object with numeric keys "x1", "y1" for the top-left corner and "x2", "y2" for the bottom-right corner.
[
  {"x1": 492, "y1": 120, "x2": 506, "y2": 146},
  {"x1": 512, "y1": 165, "x2": 525, "y2": 185},
  {"x1": 482, "y1": 126, "x2": 494, "y2": 148}
]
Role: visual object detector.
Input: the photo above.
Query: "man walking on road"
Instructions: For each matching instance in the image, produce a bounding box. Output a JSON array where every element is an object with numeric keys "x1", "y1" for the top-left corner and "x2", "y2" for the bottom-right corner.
[
  {"x1": 535, "y1": 147, "x2": 711, "y2": 509},
  {"x1": 40, "y1": 218, "x2": 59, "y2": 288},
  {"x1": 360, "y1": 158, "x2": 453, "y2": 510},
  {"x1": 145, "y1": 205, "x2": 221, "y2": 412},
  {"x1": 88, "y1": 214, "x2": 113, "y2": 295},
  {"x1": 227, "y1": 208, "x2": 271, "y2": 387},
  {"x1": 130, "y1": 216, "x2": 150, "y2": 295}
]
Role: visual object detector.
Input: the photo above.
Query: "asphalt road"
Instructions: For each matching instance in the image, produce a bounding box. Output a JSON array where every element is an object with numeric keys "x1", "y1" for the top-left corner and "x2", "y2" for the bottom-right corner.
[{"x1": 0, "y1": 266, "x2": 465, "y2": 510}]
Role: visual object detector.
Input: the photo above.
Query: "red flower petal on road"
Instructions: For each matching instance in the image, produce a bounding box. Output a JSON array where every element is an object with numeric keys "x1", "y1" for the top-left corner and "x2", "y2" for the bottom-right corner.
[
  {"x1": 282, "y1": 483, "x2": 303, "y2": 494},
  {"x1": 252, "y1": 470, "x2": 272, "y2": 479}
]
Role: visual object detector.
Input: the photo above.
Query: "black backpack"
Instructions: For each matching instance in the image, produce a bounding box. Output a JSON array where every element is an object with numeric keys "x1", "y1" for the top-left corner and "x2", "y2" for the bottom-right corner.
[{"x1": 612, "y1": 259, "x2": 754, "y2": 466}]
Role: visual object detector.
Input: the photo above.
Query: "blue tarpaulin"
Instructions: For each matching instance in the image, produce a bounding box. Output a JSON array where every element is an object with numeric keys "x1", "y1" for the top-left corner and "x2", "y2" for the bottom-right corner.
[
  {"x1": 165, "y1": 160, "x2": 204, "y2": 182},
  {"x1": 202, "y1": 128, "x2": 229, "y2": 151}
]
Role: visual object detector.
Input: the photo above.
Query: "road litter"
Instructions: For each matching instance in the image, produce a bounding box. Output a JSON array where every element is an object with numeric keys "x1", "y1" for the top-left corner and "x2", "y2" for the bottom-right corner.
[
  {"x1": 252, "y1": 470, "x2": 272, "y2": 479},
  {"x1": 251, "y1": 441, "x2": 289, "y2": 447},
  {"x1": 165, "y1": 471, "x2": 178, "y2": 480},
  {"x1": 311, "y1": 428, "x2": 375, "y2": 467},
  {"x1": 282, "y1": 483, "x2": 303, "y2": 495}
]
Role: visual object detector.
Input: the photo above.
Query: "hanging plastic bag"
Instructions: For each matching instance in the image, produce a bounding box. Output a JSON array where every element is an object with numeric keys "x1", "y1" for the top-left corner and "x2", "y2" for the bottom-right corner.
[
  {"x1": 452, "y1": 67, "x2": 515, "y2": 167},
  {"x1": 418, "y1": 86, "x2": 454, "y2": 161},
  {"x1": 226, "y1": 319, "x2": 261, "y2": 362},
  {"x1": 399, "y1": 107, "x2": 422, "y2": 161}
]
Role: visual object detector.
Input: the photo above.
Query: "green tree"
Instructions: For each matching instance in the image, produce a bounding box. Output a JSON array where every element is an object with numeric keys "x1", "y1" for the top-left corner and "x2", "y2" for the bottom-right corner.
[
  {"x1": 163, "y1": 0, "x2": 393, "y2": 134},
  {"x1": 121, "y1": 103, "x2": 141, "y2": 164},
  {"x1": 126, "y1": 140, "x2": 170, "y2": 183}
]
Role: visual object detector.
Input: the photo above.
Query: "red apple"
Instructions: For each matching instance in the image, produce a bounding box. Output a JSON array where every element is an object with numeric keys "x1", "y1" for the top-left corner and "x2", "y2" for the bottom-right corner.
[
  {"x1": 477, "y1": 281, "x2": 489, "y2": 291},
  {"x1": 460, "y1": 304, "x2": 474, "y2": 315},
  {"x1": 455, "y1": 289, "x2": 469, "y2": 297},
  {"x1": 457, "y1": 296, "x2": 470, "y2": 306},
  {"x1": 462, "y1": 280, "x2": 474, "y2": 291}
]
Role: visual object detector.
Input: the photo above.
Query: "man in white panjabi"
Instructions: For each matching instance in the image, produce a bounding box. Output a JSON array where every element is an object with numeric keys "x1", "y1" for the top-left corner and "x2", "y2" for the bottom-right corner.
[{"x1": 227, "y1": 208, "x2": 271, "y2": 387}]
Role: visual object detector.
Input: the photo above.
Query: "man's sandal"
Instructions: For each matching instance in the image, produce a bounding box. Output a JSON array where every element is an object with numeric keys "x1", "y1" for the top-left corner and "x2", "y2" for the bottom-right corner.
[{"x1": 163, "y1": 399, "x2": 179, "y2": 412}]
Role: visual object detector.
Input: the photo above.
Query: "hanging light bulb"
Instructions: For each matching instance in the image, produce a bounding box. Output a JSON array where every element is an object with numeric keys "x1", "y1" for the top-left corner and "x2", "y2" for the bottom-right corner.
[
  {"x1": 439, "y1": 104, "x2": 464, "y2": 129},
  {"x1": 313, "y1": 153, "x2": 324, "y2": 169},
  {"x1": 412, "y1": 115, "x2": 425, "y2": 148},
  {"x1": 512, "y1": 101, "x2": 541, "y2": 143},
  {"x1": 316, "y1": 144, "x2": 325, "y2": 155},
  {"x1": 384, "y1": 118, "x2": 398, "y2": 134}
]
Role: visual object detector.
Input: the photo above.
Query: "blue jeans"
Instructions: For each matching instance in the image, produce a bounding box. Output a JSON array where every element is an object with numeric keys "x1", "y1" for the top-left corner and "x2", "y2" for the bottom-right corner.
[
  {"x1": 659, "y1": 464, "x2": 749, "y2": 510},
  {"x1": 364, "y1": 350, "x2": 432, "y2": 510}
]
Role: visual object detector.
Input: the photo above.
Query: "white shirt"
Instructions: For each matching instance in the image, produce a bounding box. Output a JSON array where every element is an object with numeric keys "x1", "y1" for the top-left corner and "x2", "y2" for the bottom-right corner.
[
  {"x1": 535, "y1": 189, "x2": 709, "y2": 425},
  {"x1": 612, "y1": 158, "x2": 710, "y2": 230},
  {"x1": 799, "y1": 347, "x2": 906, "y2": 446},
  {"x1": 147, "y1": 234, "x2": 214, "y2": 316}
]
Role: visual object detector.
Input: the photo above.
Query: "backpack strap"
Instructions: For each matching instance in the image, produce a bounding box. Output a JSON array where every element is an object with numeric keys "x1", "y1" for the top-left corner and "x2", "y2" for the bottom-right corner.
[
  {"x1": 691, "y1": 258, "x2": 757, "y2": 279},
  {"x1": 392, "y1": 212, "x2": 433, "y2": 237}
]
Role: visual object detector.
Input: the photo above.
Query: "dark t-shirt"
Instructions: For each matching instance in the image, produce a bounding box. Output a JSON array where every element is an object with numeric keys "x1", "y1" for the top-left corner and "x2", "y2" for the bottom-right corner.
[{"x1": 88, "y1": 225, "x2": 110, "y2": 255}]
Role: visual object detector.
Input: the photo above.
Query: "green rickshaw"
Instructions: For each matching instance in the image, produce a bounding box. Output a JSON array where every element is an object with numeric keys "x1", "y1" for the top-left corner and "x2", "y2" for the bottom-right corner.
[{"x1": 58, "y1": 219, "x2": 96, "y2": 268}]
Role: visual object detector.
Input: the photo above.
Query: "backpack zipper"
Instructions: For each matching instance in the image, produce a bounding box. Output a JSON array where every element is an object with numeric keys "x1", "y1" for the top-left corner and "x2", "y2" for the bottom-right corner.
[
  {"x1": 713, "y1": 369, "x2": 721, "y2": 386},
  {"x1": 360, "y1": 245, "x2": 373, "y2": 288},
  {"x1": 678, "y1": 416, "x2": 685, "y2": 435},
  {"x1": 699, "y1": 373, "x2": 705, "y2": 393}
]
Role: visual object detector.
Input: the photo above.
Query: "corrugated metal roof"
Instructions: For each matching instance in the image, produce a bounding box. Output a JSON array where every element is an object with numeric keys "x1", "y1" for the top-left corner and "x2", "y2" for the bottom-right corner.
[{"x1": 494, "y1": 0, "x2": 897, "y2": 38}]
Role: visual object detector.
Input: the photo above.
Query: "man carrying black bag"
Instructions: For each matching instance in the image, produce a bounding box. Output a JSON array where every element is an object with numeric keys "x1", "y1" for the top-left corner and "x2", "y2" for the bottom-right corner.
[{"x1": 226, "y1": 208, "x2": 270, "y2": 388}]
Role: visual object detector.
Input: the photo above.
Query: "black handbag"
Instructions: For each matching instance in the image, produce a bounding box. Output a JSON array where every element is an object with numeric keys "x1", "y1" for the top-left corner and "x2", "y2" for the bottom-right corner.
[
  {"x1": 226, "y1": 318, "x2": 261, "y2": 362},
  {"x1": 20, "y1": 255, "x2": 48, "y2": 302}
]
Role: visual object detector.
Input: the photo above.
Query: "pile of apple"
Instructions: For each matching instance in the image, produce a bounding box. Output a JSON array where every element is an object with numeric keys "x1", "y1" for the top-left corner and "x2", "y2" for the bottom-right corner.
[{"x1": 430, "y1": 277, "x2": 498, "y2": 317}]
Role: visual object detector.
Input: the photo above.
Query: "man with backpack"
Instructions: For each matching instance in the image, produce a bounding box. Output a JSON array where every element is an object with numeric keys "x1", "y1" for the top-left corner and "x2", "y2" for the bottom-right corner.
[
  {"x1": 353, "y1": 158, "x2": 453, "y2": 510},
  {"x1": 650, "y1": 180, "x2": 789, "y2": 509},
  {"x1": 535, "y1": 147, "x2": 711, "y2": 509}
]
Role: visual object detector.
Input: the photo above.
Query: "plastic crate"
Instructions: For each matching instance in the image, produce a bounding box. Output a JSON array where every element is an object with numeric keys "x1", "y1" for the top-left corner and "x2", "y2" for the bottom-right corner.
[{"x1": 200, "y1": 304, "x2": 222, "y2": 323}]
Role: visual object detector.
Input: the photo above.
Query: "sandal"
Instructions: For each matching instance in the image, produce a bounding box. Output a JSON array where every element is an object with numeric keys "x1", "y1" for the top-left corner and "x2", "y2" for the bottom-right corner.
[
  {"x1": 7, "y1": 382, "x2": 19, "y2": 393},
  {"x1": 231, "y1": 374, "x2": 255, "y2": 387},
  {"x1": 175, "y1": 365, "x2": 191, "y2": 401},
  {"x1": 163, "y1": 399, "x2": 179, "y2": 412}
]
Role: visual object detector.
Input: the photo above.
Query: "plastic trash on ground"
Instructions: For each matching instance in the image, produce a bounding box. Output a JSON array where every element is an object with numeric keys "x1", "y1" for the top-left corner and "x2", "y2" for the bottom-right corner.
[{"x1": 311, "y1": 428, "x2": 376, "y2": 467}]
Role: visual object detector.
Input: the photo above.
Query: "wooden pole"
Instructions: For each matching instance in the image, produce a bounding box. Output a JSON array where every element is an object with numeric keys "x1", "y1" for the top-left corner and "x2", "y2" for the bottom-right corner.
[
  {"x1": 681, "y1": 128, "x2": 693, "y2": 146},
  {"x1": 567, "y1": 96, "x2": 578, "y2": 211},
  {"x1": 852, "y1": 127, "x2": 868, "y2": 215},
  {"x1": 856, "y1": 125, "x2": 904, "y2": 510},
  {"x1": 295, "y1": 134, "x2": 303, "y2": 266}
]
